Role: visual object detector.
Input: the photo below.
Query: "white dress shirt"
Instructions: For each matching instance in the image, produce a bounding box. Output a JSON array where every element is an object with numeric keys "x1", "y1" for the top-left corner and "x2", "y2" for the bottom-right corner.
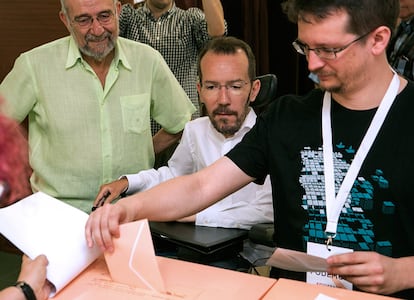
[{"x1": 125, "y1": 109, "x2": 274, "y2": 229}]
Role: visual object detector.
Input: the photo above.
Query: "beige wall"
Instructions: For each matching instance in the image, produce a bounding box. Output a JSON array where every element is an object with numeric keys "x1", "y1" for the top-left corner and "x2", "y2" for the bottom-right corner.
[{"x1": 0, "y1": 1, "x2": 68, "y2": 81}]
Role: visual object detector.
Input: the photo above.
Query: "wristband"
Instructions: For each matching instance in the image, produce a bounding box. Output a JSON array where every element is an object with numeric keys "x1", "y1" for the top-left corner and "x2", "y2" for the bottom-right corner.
[{"x1": 15, "y1": 281, "x2": 36, "y2": 300}]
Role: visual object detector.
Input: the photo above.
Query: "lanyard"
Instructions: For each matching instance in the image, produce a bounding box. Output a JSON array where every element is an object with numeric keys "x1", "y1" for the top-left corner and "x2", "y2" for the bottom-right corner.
[{"x1": 322, "y1": 73, "x2": 400, "y2": 242}]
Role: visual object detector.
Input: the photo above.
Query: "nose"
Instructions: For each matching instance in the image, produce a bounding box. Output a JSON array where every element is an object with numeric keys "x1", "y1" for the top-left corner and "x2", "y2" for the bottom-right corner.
[
  {"x1": 307, "y1": 50, "x2": 325, "y2": 73},
  {"x1": 217, "y1": 86, "x2": 231, "y2": 105},
  {"x1": 89, "y1": 18, "x2": 105, "y2": 35}
]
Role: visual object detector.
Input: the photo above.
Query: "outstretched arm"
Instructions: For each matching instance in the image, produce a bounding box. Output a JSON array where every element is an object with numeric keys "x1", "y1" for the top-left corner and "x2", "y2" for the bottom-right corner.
[
  {"x1": 85, "y1": 157, "x2": 253, "y2": 252},
  {"x1": 202, "y1": 0, "x2": 226, "y2": 36}
]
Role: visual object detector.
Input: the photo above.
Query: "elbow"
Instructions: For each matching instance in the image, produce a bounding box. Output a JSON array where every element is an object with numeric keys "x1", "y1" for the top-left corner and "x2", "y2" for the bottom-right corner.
[{"x1": 208, "y1": 22, "x2": 226, "y2": 37}]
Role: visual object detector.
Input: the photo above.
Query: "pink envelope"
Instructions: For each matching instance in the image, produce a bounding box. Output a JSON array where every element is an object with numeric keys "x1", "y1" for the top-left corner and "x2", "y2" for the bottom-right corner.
[
  {"x1": 54, "y1": 219, "x2": 276, "y2": 299},
  {"x1": 104, "y1": 219, "x2": 166, "y2": 292}
]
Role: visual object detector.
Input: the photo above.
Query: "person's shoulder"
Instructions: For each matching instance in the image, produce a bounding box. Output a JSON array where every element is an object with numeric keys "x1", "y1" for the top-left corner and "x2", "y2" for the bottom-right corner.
[
  {"x1": 186, "y1": 116, "x2": 210, "y2": 130},
  {"x1": 18, "y1": 36, "x2": 70, "y2": 60},
  {"x1": 269, "y1": 88, "x2": 323, "y2": 112},
  {"x1": 397, "y1": 79, "x2": 414, "y2": 104},
  {"x1": 24, "y1": 36, "x2": 70, "y2": 54},
  {"x1": 181, "y1": 117, "x2": 209, "y2": 142},
  {"x1": 118, "y1": 37, "x2": 160, "y2": 54}
]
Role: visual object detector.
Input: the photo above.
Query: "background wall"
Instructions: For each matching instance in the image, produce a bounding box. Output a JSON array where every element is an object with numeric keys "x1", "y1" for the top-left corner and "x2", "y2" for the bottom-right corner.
[
  {"x1": 0, "y1": 0, "x2": 312, "y2": 96},
  {"x1": 0, "y1": 1, "x2": 68, "y2": 82}
]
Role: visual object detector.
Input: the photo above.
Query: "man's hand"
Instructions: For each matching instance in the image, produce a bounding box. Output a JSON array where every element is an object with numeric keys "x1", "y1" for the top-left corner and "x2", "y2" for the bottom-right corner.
[
  {"x1": 327, "y1": 251, "x2": 414, "y2": 295},
  {"x1": 18, "y1": 255, "x2": 52, "y2": 300},
  {"x1": 85, "y1": 201, "x2": 129, "y2": 252},
  {"x1": 93, "y1": 177, "x2": 129, "y2": 207}
]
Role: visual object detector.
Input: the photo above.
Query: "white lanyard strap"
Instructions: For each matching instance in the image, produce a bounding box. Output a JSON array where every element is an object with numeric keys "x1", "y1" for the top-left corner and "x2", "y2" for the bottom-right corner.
[{"x1": 323, "y1": 73, "x2": 400, "y2": 237}]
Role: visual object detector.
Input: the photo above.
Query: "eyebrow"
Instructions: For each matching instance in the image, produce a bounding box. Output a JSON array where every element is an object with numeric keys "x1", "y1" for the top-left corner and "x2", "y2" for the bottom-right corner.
[
  {"x1": 203, "y1": 79, "x2": 247, "y2": 84},
  {"x1": 296, "y1": 39, "x2": 344, "y2": 49},
  {"x1": 74, "y1": 9, "x2": 112, "y2": 19}
]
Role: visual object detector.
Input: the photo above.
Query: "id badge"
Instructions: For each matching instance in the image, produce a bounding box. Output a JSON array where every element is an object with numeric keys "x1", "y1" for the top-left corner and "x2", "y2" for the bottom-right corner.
[{"x1": 306, "y1": 242, "x2": 353, "y2": 290}]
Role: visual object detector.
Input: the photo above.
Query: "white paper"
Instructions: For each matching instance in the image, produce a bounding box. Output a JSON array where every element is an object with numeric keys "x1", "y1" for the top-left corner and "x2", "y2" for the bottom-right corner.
[
  {"x1": 0, "y1": 192, "x2": 101, "y2": 297},
  {"x1": 315, "y1": 294, "x2": 337, "y2": 300}
]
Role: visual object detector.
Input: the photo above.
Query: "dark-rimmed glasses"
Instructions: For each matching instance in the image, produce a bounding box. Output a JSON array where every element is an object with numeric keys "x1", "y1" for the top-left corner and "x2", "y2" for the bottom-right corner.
[
  {"x1": 292, "y1": 31, "x2": 372, "y2": 60},
  {"x1": 71, "y1": 10, "x2": 115, "y2": 28}
]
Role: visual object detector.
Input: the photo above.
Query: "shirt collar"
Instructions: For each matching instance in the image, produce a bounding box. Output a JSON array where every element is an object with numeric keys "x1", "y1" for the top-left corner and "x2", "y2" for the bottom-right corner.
[
  {"x1": 65, "y1": 36, "x2": 131, "y2": 71},
  {"x1": 240, "y1": 108, "x2": 257, "y2": 132},
  {"x1": 142, "y1": 1, "x2": 177, "y2": 20}
]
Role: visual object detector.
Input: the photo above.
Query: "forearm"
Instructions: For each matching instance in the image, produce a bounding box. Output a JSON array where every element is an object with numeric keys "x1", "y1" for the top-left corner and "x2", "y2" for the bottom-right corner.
[
  {"x1": 202, "y1": 0, "x2": 225, "y2": 36},
  {"x1": 123, "y1": 173, "x2": 206, "y2": 222},
  {"x1": 0, "y1": 287, "x2": 25, "y2": 300},
  {"x1": 152, "y1": 129, "x2": 182, "y2": 154},
  {"x1": 395, "y1": 256, "x2": 414, "y2": 292},
  {"x1": 123, "y1": 157, "x2": 252, "y2": 222}
]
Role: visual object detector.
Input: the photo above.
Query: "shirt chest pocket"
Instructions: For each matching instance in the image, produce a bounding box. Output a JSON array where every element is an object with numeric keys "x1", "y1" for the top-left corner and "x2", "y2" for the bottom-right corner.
[{"x1": 120, "y1": 94, "x2": 150, "y2": 134}]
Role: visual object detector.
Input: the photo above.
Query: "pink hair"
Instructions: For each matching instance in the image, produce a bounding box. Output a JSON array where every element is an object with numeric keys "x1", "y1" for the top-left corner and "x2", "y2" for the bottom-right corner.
[{"x1": 0, "y1": 98, "x2": 32, "y2": 207}]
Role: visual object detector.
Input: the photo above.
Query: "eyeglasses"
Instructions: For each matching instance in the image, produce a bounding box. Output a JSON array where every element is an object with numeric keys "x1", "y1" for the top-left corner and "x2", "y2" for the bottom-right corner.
[
  {"x1": 71, "y1": 10, "x2": 115, "y2": 28},
  {"x1": 292, "y1": 31, "x2": 372, "y2": 60},
  {"x1": 201, "y1": 81, "x2": 250, "y2": 97}
]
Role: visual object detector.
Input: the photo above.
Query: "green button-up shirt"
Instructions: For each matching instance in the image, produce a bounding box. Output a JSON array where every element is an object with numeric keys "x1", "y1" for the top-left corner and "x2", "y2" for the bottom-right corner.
[{"x1": 0, "y1": 36, "x2": 195, "y2": 212}]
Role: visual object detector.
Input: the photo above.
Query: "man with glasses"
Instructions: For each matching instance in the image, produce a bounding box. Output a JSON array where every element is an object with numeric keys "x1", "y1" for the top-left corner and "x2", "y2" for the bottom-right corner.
[
  {"x1": 119, "y1": 0, "x2": 226, "y2": 135},
  {"x1": 0, "y1": 0, "x2": 195, "y2": 212},
  {"x1": 93, "y1": 36, "x2": 273, "y2": 233},
  {"x1": 119, "y1": 0, "x2": 226, "y2": 169},
  {"x1": 86, "y1": 0, "x2": 414, "y2": 297}
]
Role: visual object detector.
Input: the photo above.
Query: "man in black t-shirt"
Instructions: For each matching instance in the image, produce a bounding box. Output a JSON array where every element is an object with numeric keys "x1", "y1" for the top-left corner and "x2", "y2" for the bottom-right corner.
[{"x1": 86, "y1": 0, "x2": 414, "y2": 298}]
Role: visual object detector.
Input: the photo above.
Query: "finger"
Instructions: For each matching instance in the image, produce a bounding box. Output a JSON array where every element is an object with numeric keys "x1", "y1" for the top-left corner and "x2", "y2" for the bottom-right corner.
[
  {"x1": 42, "y1": 281, "x2": 53, "y2": 298},
  {"x1": 103, "y1": 193, "x2": 118, "y2": 204},
  {"x1": 85, "y1": 212, "x2": 99, "y2": 248},
  {"x1": 99, "y1": 204, "x2": 119, "y2": 252},
  {"x1": 93, "y1": 188, "x2": 109, "y2": 206},
  {"x1": 327, "y1": 251, "x2": 369, "y2": 267},
  {"x1": 35, "y1": 254, "x2": 48, "y2": 265},
  {"x1": 21, "y1": 254, "x2": 30, "y2": 265},
  {"x1": 328, "y1": 257, "x2": 378, "y2": 278},
  {"x1": 93, "y1": 193, "x2": 104, "y2": 206}
]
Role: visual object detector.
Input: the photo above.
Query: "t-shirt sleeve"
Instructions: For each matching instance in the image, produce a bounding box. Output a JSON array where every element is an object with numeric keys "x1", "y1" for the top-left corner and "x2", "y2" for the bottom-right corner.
[{"x1": 226, "y1": 114, "x2": 270, "y2": 185}]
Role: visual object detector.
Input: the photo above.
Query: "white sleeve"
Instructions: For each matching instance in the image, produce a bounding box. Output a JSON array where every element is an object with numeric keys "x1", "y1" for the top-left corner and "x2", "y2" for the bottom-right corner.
[
  {"x1": 195, "y1": 176, "x2": 274, "y2": 229},
  {"x1": 125, "y1": 124, "x2": 196, "y2": 194}
]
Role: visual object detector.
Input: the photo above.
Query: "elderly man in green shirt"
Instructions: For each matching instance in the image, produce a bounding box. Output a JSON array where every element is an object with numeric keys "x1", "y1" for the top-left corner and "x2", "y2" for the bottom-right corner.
[{"x1": 0, "y1": 0, "x2": 195, "y2": 212}]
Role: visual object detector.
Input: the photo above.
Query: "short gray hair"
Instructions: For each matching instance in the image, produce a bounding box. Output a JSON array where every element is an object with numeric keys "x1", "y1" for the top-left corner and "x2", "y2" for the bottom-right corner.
[{"x1": 60, "y1": 0, "x2": 118, "y2": 17}]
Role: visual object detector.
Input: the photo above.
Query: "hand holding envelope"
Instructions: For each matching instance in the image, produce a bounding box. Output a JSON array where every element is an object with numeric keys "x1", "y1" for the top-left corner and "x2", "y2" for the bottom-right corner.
[{"x1": 104, "y1": 220, "x2": 166, "y2": 292}]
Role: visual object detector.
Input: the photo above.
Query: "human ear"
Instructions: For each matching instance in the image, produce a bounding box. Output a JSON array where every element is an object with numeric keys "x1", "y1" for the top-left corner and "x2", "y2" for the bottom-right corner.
[{"x1": 370, "y1": 26, "x2": 391, "y2": 56}]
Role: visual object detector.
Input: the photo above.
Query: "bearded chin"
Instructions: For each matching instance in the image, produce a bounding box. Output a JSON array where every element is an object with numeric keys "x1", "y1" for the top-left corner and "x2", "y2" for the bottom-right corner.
[
  {"x1": 211, "y1": 118, "x2": 242, "y2": 136},
  {"x1": 80, "y1": 37, "x2": 116, "y2": 61}
]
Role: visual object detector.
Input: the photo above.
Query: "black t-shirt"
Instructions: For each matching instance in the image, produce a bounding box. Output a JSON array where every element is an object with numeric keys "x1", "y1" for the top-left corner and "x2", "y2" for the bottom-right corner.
[{"x1": 226, "y1": 83, "x2": 414, "y2": 298}]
